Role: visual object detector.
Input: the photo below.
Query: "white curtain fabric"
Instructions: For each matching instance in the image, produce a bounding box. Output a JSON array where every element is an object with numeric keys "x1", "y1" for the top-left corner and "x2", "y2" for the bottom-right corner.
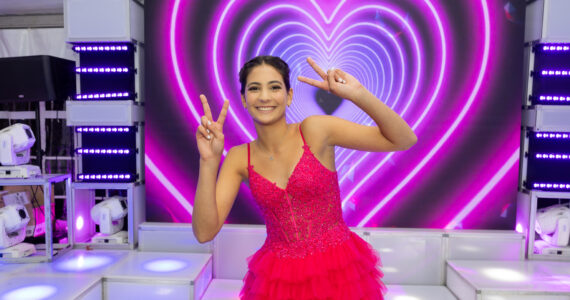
[{"x1": 0, "y1": 28, "x2": 76, "y2": 60}]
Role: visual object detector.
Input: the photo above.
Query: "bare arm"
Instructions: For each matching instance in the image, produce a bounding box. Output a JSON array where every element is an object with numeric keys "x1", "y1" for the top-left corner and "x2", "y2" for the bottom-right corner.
[
  {"x1": 193, "y1": 147, "x2": 243, "y2": 243},
  {"x1": 298, "y1": 58, "x2": 417, "y2": 151},
  {"x1": 192, "y1": 95, "x2": 241, "y2": 243}
]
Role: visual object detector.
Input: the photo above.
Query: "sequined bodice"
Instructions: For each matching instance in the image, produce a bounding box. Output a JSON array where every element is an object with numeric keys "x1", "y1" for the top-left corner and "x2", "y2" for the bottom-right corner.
[{"x1": 247, "y1": 129, "x2": 351, "y2": 258}]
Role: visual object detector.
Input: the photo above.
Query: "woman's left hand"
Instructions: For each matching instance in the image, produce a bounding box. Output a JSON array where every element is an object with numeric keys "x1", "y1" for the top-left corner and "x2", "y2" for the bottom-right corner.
[{"x1": 298, "y1": 57, "x2": 365, "y2": 101}]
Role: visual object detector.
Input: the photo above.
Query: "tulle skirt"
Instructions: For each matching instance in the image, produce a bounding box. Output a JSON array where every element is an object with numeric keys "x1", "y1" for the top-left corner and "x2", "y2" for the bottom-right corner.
[{"x1": 240, "y1": 232, "x2": 386, "y2": 300}]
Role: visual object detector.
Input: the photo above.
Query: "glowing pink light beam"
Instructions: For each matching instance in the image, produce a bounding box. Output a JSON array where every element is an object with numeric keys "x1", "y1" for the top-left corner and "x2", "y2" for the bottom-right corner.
[
  {"x1": 169, "y1": 0, "x2": 200, "y2": 123},
  {"x1": 444, "y1": 148, "x2": 520, "y2": 229},
  {"x1": 145, "y1": 154, "x2": 193, "y2": 216},
  {"x1": 310, "y1": 0, "x2": 347, "y2": 24},
  {"x1": 355, "y1": 0, "x2": 462, "y2": 227}
]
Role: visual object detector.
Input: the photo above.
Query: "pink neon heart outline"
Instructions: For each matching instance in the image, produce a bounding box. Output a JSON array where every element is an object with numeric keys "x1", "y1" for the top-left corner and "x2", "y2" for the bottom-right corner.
[{"x1": 163, "y1": 0, "x2": 492, "y2": 227}]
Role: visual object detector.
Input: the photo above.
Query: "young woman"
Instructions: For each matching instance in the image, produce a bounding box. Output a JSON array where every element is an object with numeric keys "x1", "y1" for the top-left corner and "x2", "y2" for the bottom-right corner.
[{"x1": 193, "y1": 56, "x2": 416, "y2": 299}]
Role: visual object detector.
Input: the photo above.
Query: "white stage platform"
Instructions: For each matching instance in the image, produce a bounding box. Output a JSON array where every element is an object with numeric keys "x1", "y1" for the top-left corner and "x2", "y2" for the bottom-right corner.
[{"x1": 0, "y1": 223, "x2": 568, "y2": 299}]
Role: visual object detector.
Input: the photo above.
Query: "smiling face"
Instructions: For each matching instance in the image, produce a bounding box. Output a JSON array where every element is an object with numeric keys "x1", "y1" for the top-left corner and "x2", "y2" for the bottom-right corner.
[{"x1": 241, "y1": 64, "x2": 293, "y2": 125}]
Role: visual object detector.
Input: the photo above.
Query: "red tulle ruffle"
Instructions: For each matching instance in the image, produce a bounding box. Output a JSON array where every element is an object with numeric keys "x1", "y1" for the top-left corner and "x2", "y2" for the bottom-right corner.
[{"x1": 240, "y1": 232, "x2": 386, "y2": 300}]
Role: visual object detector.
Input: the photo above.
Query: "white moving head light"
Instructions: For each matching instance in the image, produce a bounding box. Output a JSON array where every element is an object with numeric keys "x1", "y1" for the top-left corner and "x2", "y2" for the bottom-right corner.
[
  {"x1": 536, "y1": 204, "x2": 570, "y2": 247},
  {"x1": 91, "y1": 196, "x2": 127, "y2": 235},
  {"x1": 0, "y1": 123, "x2": 35, "y2": 166},
  {"x1": 0, "y1": 204, "x2": 30, "y2": 249}
]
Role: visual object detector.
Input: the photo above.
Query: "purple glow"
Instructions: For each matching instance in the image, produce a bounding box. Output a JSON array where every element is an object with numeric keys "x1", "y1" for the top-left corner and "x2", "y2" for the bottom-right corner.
[
  {"x1": 73, "y1": 45, "x2": 130, "y2": 52},
  {"x1": 55, "y1": 253, "x2": 113, "y2": 272},
  {"x1": 75, "y1": 67, "x2": 130, "y2": 73},
  {"x1": 533, "y1": 182, "x2": 570, "y2": 190},
  {"x1": 540, "y1": 70, "x2": 570, "y2": 76},
  {"x1": 77, "y1": 148, "x2": 131, "y2": 155},
  {"x1": 78, "y1": 174, "x2": 132, "y2": 181},
  {"x1": 535, "y1": 153, "x2": 570, "y2": 160},
  {"x1": 76, "y1": 92, "x2": 130, "y2": 100},
  {"x1": 1, "y1": 285, "x2": 57, "y2": 300},
  {"x1": 143, "y1": 259, "x2": 188, "y2": 272},
  {"x1": 76, "y1": 216, "x2": 84, "y2": 230},
  {"x1": 76, "y1": 127, "x2": 130, "y2": 133},
  {"x1": 515, "y1": 223, "x2": 523, "y2": 233}
]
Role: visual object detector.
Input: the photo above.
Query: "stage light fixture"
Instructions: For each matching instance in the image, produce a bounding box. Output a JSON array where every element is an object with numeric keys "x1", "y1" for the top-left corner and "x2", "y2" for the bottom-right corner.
[
  {"x1": 540, "y1": 69, "x2": 570, "y2": 76},
  {"x1": 535, "y1": 153, "x2": 570, "y2": 160},
  {"x1": 535, "y1": 132, "x2": 570, "y2": 139},
  {"x1": 78, "y1": 173, "x2": 132, "y2": 181},
  {"x1": 535, "y1": 204, "x2": 570, "y2": 247},
  {"x1": 76, "y1": 127, "x2": 131, "y2": 133},
  {"x1": 537, "y1": 95, "x2": 570, "y2": 102},
  {"x1": 73, "y1": 44, "x2": 130, "y2": 52},
  {"x1": 75, "y1": 67, "x2": 130, "y2": 73},
  {"x1": 76, "y1": 92, "x2": 130, "y2": 100},
  {"x1": 0, "y1": 123, "x2": 41, "y2": 178},
  {"x1": 532, "y1": 183, "x2": 570, "y2": 190},
  {"x1": 90, "y1": 196, "x2": 128, "y2": 244},
  {"x1": 541, "y1": 44, "x2": 570, "y2": 52},
  {"x1": 0, "y1": 204, "x2": 36, "y2": 258},
  {"x1": 77, "y1": 148, "x2": 131, "y2": 155}
]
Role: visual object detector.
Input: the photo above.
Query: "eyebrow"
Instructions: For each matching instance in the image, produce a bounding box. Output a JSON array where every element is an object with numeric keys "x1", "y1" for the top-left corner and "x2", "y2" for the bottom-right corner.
[{"x1": 247, "y1": 80, "x2": 283, "y2": 87}]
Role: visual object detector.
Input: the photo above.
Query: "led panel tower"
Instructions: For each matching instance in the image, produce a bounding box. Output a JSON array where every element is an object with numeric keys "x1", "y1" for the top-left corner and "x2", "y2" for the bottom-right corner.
[
  {"x1": 518, "y1": 0, "x2": 570, "y2": 261},
  {"x1": 70, "y1": 43, "x2": 140, "y2": 182}
]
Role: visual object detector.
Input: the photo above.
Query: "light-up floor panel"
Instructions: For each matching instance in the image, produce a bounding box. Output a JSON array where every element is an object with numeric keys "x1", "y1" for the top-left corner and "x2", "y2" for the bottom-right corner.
[
  {"x1": 447, "y1": 260, "x2": 570, "y2": 299},
  {"x1": 0, "y1": 274, "x2": 101, "y2": 300}
]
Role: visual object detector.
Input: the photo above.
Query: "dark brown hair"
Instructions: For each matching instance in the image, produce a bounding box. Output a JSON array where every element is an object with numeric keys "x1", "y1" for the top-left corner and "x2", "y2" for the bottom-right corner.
[{"x1": 239, "y1": 55, "x2": 291, "y2": 95}]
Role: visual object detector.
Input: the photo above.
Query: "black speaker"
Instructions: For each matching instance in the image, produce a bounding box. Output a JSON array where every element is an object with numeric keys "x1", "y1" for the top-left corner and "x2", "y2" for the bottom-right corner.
[{"x1": 0, "y1": 55, "x2": 76, "y2": 102}]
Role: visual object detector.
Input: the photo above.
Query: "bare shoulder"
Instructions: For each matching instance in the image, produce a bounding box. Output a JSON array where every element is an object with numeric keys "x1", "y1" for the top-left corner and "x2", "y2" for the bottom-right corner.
[
  {"x1": 224, "y1": 144, "x2": 249, "y2": 179},
  {"x1": 300, "y1": 115, "x2": 340, "y2": 142},
  {"x1": 300, "y1": 115, "x2": 339, "y2": 151}
]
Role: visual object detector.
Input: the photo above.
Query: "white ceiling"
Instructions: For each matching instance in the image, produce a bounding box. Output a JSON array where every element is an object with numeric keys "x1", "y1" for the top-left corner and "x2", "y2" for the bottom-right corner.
[{"x1": 0, "y1": 0, "x2": 63, "y2": 15}]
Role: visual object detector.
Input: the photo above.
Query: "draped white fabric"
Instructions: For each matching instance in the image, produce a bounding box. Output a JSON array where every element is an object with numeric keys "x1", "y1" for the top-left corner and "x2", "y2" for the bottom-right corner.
[{"x1": 0, "y1": 28, "x2": 76, "y2": 60}]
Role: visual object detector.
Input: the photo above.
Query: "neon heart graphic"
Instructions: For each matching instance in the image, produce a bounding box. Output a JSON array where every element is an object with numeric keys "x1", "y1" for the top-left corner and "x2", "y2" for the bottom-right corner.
[{"x1": 145, "y1": 0, "x2": 521, "y2": 228}]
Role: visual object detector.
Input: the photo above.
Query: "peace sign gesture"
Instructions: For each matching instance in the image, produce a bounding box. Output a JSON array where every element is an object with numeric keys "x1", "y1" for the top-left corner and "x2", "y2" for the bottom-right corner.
[
  {"x1": 297, "y1": 57, "x2": 365, "y2": 102},
  {"x1": 196, "y1": 94, "x2": 229, "y2": 161}
]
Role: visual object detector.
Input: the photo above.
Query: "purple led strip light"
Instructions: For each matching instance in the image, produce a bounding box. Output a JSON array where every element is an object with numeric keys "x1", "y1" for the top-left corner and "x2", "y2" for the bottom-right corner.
[
  {"x1": 75, "y1": 67, "x2": 130, "y2": 73},
  {"x1": 540, "y1": 70, "x2": 570, "y2": 76},
  {"x1": 76, "y1": 127, "x2": 130, "y2": 133},
  {"x1": 78, "y1": 174, "x2": 132, "y2": 180},
  {"x1": 538, "y1": 95, "x2": 570, "y2": 102},
  {"x1": 535, "y1": 153, "x2": 570, "y2": 160},
  {"x1": 535, "y1": 132, "x2": 570, "y2": 139},
  {"x1": 73, "y1": 45, "x2": 129, "y2": 52},
  {"x1": 533, "y1": 182, "x2": 570, "y2": 190},
  {"x1": 77, "y1": 148, "x2": 131, "y2": 155},
  {"x1": 76, "y1": 92, "x2": 130, "y2": 100},
  {"x1": 542, "y1": 45, "x2": 570, "y2": 51}
]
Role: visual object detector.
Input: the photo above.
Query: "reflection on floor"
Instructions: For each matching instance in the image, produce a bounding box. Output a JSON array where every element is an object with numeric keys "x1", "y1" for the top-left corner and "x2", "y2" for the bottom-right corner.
[{"x1": 0, "y1": 224, "x2": 569, "y2": 300}]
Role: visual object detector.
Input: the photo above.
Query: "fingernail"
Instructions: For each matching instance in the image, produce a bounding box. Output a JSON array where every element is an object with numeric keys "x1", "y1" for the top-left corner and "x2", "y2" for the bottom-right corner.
[
  {"x1": 207, "y1": 129, "x2": 210, "y2": 133},
  {"x1": 207, "y1": 120, "x2": 211, "y2": 125},
  {"x1": 207, "y1": 135, "x2": 211, "y2": 140},
  {"x1": 342, "y1": 79, "x2": 346, "y2": 84}
]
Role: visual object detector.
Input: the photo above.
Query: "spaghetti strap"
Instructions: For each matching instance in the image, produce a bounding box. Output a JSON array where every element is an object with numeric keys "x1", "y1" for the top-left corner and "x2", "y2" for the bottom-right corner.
[
  {"x1": 299, "y1": 125, "x2": 307, "y2": 145},
  {"x1": 247, "y1": 143, "x2": 251, "y2": 167}
]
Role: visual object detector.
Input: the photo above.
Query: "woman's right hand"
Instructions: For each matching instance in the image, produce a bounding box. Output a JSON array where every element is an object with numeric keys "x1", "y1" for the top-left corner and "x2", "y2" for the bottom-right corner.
[{"x1": 196, "y1": 94, "x2": 229, "y2": 161}]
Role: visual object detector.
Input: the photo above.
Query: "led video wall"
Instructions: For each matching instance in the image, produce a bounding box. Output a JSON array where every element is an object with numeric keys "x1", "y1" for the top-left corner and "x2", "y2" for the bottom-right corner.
[{"x1": 145, "y1": 0, "x2": 525, "y2": 229}]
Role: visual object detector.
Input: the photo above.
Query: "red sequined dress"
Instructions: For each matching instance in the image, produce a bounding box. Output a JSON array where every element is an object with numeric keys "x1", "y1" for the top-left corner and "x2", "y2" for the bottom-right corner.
[{"x1": 240, "y1": 127, "x2": 386, "y2": 300}]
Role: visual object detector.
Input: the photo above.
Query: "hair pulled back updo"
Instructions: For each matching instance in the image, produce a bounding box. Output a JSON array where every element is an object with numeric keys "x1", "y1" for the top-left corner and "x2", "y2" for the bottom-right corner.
[{"x1": 239, "y1": 56, "x2": 291, "y2": 95}]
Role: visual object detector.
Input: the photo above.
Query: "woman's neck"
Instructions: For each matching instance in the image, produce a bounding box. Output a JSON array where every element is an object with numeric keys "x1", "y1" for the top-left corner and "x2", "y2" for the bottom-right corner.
[{"x1": 254, "y1": 119, "x2": 293, "y2": 154}]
